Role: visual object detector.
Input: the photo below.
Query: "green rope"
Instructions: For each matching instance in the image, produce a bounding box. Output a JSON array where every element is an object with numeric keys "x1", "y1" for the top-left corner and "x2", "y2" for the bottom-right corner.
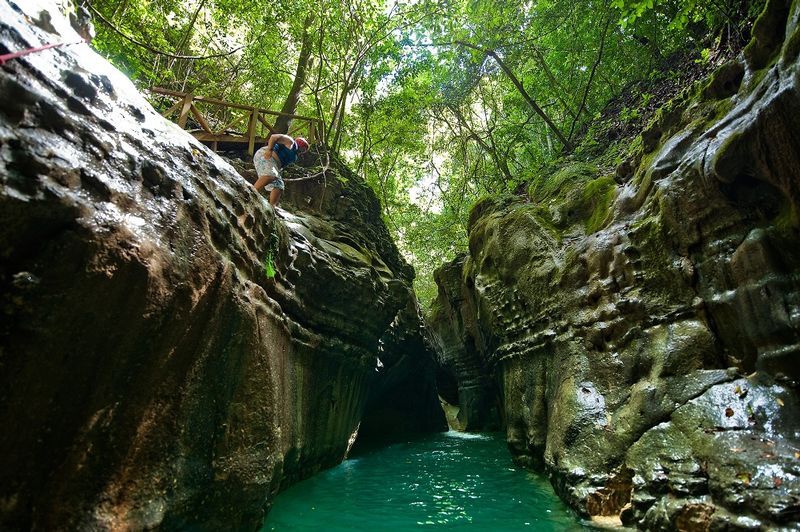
[
  {"x1": 263, "y1": 252, "x2": 276, "y2": 278},
  {"x1": 263, "y1": 229, "x2": 280, "y2": 279}
]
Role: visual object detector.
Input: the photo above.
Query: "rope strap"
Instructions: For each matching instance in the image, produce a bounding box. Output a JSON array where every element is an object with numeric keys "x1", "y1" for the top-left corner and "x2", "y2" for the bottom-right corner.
[{"x1": 0, "y1": 40, "x2": 86, "y2": 66}]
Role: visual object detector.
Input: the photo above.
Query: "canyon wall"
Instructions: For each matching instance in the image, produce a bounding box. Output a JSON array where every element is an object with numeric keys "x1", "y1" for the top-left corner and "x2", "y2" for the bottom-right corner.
[
  {"x1": 0, "y1": 1, "x2": 443, "y2": 529},
  {"x1": 429, "y1": 0, "x2": 800, "y2": 528}
]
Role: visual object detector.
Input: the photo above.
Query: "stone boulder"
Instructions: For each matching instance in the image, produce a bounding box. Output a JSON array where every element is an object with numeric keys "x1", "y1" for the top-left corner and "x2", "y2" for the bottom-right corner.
[{"x1": 0, "y1": 1, "x2": 442, "y2": 529}]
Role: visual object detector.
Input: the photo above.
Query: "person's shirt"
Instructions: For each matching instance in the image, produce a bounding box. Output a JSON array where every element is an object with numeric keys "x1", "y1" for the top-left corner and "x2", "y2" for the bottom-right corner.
[{"x1": 273, "y1": 141, "x2": 298, "y2": 168}]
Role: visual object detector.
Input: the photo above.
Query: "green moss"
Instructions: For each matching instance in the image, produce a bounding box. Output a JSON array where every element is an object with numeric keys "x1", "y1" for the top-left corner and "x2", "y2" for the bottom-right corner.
[
  {"x1": 527, "y1": 162, "x2": 599, "y2": 205},
  {"x1": 632, "y1": 147, "x2": 659, "y2": 188},
  {"x1": 753, "y1": 67, "x2": 776, "y2": 95},
  {"x1": 504, "y1": 204, "x2": 564, "y2": 243},
  {"x1": 529, "y1": 205, "x2": 564, "y2": 241},
  {"x1": 583, "y1": 176, "x2": 617, "y2": 233},
  {"x1": 674, "y1": 98, "x2": 736, "y2": 138},
  {"x1": 781, "y1": 24, "x2": 800, "y2": 65},
  {"x1": 630, "y1": 214, "x2": 666, "y2": 248},
  {"x1": 589, "y1": 139, "x2": 629, "y2": 172},
  {"x1": 711, "y1": 98, "x2": 735, "y2": 122},
  {"x1": 467, "y1": 194, "x2": 517, "y2": 234},
  {"x1": 744, "y1": 0, "x2": 791, "y2": 70},
  {"x1": 650, "y1": 97, "x2": 684, "y2": 135},
  {"x1": 627, "y1": 134, "x2": 644, "y2": 158},
  {"x1": 774, "y1": 199, "x2": 799, "y2": 232},
  {"x1": 701, "y1": 61, "x2": 745, "y2": 101},
  {"x1": 624, "y1": 86, "x2": 734, "y2": 194}
]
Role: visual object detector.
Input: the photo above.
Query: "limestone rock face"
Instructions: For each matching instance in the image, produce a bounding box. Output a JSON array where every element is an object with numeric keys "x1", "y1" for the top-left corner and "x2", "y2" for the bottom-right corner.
[
  {"x1": 355, "y1": 299, "x2": 448, "y2": 448},
  {"x1": 0, "y1": 1, "x2": 441, "y2": 529},
  {"x1": 430, "y1": 1, "x2": 800, "y2": 528},
  {"x1": 429, "y1": 255, "x2": 501, "y2": 431}
]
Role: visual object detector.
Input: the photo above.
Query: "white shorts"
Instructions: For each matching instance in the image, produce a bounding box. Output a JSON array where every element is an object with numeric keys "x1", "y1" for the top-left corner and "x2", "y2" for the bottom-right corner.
[{"x1": 253, "y1": 147, "x2": 285, "y2": 190}]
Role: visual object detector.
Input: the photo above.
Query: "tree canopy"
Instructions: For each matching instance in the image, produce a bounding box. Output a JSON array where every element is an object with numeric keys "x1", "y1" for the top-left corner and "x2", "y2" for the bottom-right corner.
[{"x1": 88, "y1": 0, "x2": 763, "y2": 305}]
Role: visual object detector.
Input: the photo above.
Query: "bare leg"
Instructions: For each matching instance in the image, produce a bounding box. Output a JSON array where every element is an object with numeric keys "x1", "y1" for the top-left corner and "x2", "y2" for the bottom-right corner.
[
  {"x1": 254, "y1": 174, "x2": 275, "y2": 191},
  {"x1": 269, "y1": 188, "x2": 282, "y2": 206}
]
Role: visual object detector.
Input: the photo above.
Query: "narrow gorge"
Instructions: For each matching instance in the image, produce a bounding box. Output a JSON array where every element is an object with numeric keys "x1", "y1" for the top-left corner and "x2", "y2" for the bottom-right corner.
[{"x1": 1, "y1": 0, "x2": 800, "y2": 530}]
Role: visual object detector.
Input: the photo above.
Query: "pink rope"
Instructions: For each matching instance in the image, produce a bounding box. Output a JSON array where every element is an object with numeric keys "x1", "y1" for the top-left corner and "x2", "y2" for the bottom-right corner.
[{"x1": 0, "y1": 40, "x2": 86, "y2": 66}]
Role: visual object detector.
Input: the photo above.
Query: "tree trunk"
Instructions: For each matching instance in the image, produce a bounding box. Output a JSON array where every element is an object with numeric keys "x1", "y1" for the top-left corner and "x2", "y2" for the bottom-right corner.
[
  {"x1": 275, "y1": 14, "x2": 316, "y2": 134},
  {"x1": 529, "y1": 44, "x2": 578, "y2": 120},
  {"x1": 448, "y1": 105, "x2": 515, "y2": 183},
  {"x1": 167, "y1": 0, "x2": 207, "y2": 74},
  {"x1": 329, "y1": 76, "x2": 351, "y2": 152},
  {"x1": 455, "y1": 41, "x2": 573, "y2": 151},
  {"x1": 568, "y1": 13, "x2": 612, "y2": 141}
]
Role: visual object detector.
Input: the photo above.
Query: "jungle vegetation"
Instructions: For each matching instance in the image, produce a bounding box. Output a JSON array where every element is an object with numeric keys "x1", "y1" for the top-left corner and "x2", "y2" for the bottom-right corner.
[{"x1": 87, "y1": 0, "x2": 764, "y2": 305}]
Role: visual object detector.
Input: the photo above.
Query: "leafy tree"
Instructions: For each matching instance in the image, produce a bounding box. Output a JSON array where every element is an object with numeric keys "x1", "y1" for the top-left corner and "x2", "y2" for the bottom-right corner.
[{"x1": 88, "y1": 0, "x2": 764, "y2": 307}]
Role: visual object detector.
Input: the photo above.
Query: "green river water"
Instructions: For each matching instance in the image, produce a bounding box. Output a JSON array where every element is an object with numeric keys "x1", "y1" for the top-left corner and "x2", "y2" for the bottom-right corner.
[{"x1": 263, "y1": 431, "x2": 584, "y2": 531}]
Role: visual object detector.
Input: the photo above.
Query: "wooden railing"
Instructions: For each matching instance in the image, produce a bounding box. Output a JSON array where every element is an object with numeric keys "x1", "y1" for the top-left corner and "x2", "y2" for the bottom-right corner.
[{"x1": 149, "y1": 87, "x2": 322, "y2": 155}]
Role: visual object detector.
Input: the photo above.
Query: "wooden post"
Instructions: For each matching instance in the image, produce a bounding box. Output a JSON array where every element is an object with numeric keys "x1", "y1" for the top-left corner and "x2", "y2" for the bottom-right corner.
[
  {"x1": 247, "y1": 108, "x2": 259, "y2": 155},
  {"x1": 307, "y1": 120, "x2": 317, "y2": 143},
  {"x1": 177, "y1": 93, "x2": 194, "y2": 128},
  {"x1": 190, "y1": 104, "x2": 213, "y2": 133}
]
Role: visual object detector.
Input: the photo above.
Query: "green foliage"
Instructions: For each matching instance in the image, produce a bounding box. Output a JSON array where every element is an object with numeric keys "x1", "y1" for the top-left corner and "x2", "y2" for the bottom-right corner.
[
  {"x1": 264, "y1": 253, "x2": 276, "y2": 278},
  {"x1": 264, "y1": 226, "x2": 280, "y2": 278},
  {"x1": 89, "y1": 0, "x2": 763, "y2": 309},
  {"x1": 613, "y1": 0, "x2": 755, "y2": 31}
]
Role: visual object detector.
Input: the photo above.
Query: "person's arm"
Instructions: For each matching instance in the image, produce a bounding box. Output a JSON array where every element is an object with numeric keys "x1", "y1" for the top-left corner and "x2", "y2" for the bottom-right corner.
[
  {"x1": 264, "y1": 135, "x2": 277, "y2": 158},
  {"x1": 265, "y1": 134, "x2": 294, "y2": 157}
]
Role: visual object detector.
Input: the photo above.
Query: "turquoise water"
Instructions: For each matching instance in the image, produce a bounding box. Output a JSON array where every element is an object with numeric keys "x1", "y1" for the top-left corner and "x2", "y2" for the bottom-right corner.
[{"x1": 263, "y1": 431, "x2": 584, "y2": 531}]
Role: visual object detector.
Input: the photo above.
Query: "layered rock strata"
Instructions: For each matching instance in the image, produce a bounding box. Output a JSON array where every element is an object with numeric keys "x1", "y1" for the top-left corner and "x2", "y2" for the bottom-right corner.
[
  {"x1": 430, "y1": 255, "x2": 501, "y2": 431},
  {"x1": 0, "y1": 1, "x2": 442, "y2": 529},
  {"x1": 354, "y1": 299, "x2": 448, "y2": 448},
  {"x1": 429, "y1": 0, "x2": 800, "y2": 528}
]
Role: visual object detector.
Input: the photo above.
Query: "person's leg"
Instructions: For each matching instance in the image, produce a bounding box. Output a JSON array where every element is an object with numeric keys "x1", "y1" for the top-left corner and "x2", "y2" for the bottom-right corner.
[
  {"x1": 254, "y1": 173, "x2": 275, "y2": 191},
  {"x1": 265, "y1": 171, "x2": 285, "y2": 206},
  {"x1": 253, "y1": 148, "x2": 277, "y2": 191},
  {"x1": 252, "y1": 157, "x2": 283, "y2": 205},
  {"x1": 269, "y1": 187, "x2": 282, "y2": 206}
]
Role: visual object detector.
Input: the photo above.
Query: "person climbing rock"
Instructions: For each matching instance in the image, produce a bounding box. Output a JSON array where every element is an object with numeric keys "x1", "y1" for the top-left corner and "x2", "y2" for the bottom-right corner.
[{"x1": 253, "y1": 134, "x2": 310, "y2": 206}]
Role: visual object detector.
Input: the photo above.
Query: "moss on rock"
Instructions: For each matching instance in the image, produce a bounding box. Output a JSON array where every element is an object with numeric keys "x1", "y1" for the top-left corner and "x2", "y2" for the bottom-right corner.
[
  {"x1": 528, "y1": 162, "x2": 599, "y2": 202},
  {"x1": 583, "y1": 177, "x2": 617, "y2": 233},
  {"x1": 525, "y1": 162, "x2": 618, "y2": 234},
  {"x1": 467, "y1": 194, "x2": 518, "y2": 235},
  {"x1": 701, "y1": 60, "x2": 745, "y2": 100},
  {"x1": 744, "y1": 0, "x2": 791, "y2": 70},
  {"x1": 781, "y1": 1, "x2": 800, "y2": 65},
  {"x1": 430, "y1": 2, "x2": 800, "y2": 529}
]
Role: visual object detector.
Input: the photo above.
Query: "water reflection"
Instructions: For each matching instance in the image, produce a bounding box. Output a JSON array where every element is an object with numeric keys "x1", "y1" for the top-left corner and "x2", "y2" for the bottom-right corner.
[{"x1": 264, "y1": 432, "x2": 583, "y2": 531}]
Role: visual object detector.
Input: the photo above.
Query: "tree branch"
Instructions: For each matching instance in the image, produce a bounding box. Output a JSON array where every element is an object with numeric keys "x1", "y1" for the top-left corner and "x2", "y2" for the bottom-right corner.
[
  {"x1": 86, "y1": 1, "x2": 244, "y2": 60},
  {"x1": 568, "y1": 11, "x2": 612, "y2": 142},
  {"x1": 453, "y1": 40, "x2": 573, "y2": 151}
]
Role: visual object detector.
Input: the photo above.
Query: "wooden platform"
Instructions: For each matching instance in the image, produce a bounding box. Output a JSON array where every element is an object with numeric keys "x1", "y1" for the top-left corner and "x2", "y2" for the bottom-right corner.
[{"x1": 149, "y1": 87, "x2": 322, "y2": 155}]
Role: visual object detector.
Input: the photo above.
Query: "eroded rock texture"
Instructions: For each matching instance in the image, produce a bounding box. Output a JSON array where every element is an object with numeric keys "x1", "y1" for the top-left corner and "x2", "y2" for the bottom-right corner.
[
  {"x1": 0, "y1": 1, "x2": 443, "y2": 529},
  {"x1": 354, "y1": 299, "x2": 448, "y2": 448},
  {"x1": 429, "y1": 255, "x2": 501, "y2": 431},
  {"x1": 429, "y1": 1, "x2": 800, "y2": 528}
]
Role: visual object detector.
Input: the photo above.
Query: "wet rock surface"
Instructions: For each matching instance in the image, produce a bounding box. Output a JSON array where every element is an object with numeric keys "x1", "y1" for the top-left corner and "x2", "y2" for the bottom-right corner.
[
  {"x1": 429, "y1": 255, "x2": 502, "y2": 431},
  {"x1": 0, "y1": 1, "x2": 442, "y2": 529},
  {"x1": 353, "y1": 299, "x2": 448, "y2": 448},
  {"x1": 429, "y1": 0, "x2": 800, "y2": 528}
]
